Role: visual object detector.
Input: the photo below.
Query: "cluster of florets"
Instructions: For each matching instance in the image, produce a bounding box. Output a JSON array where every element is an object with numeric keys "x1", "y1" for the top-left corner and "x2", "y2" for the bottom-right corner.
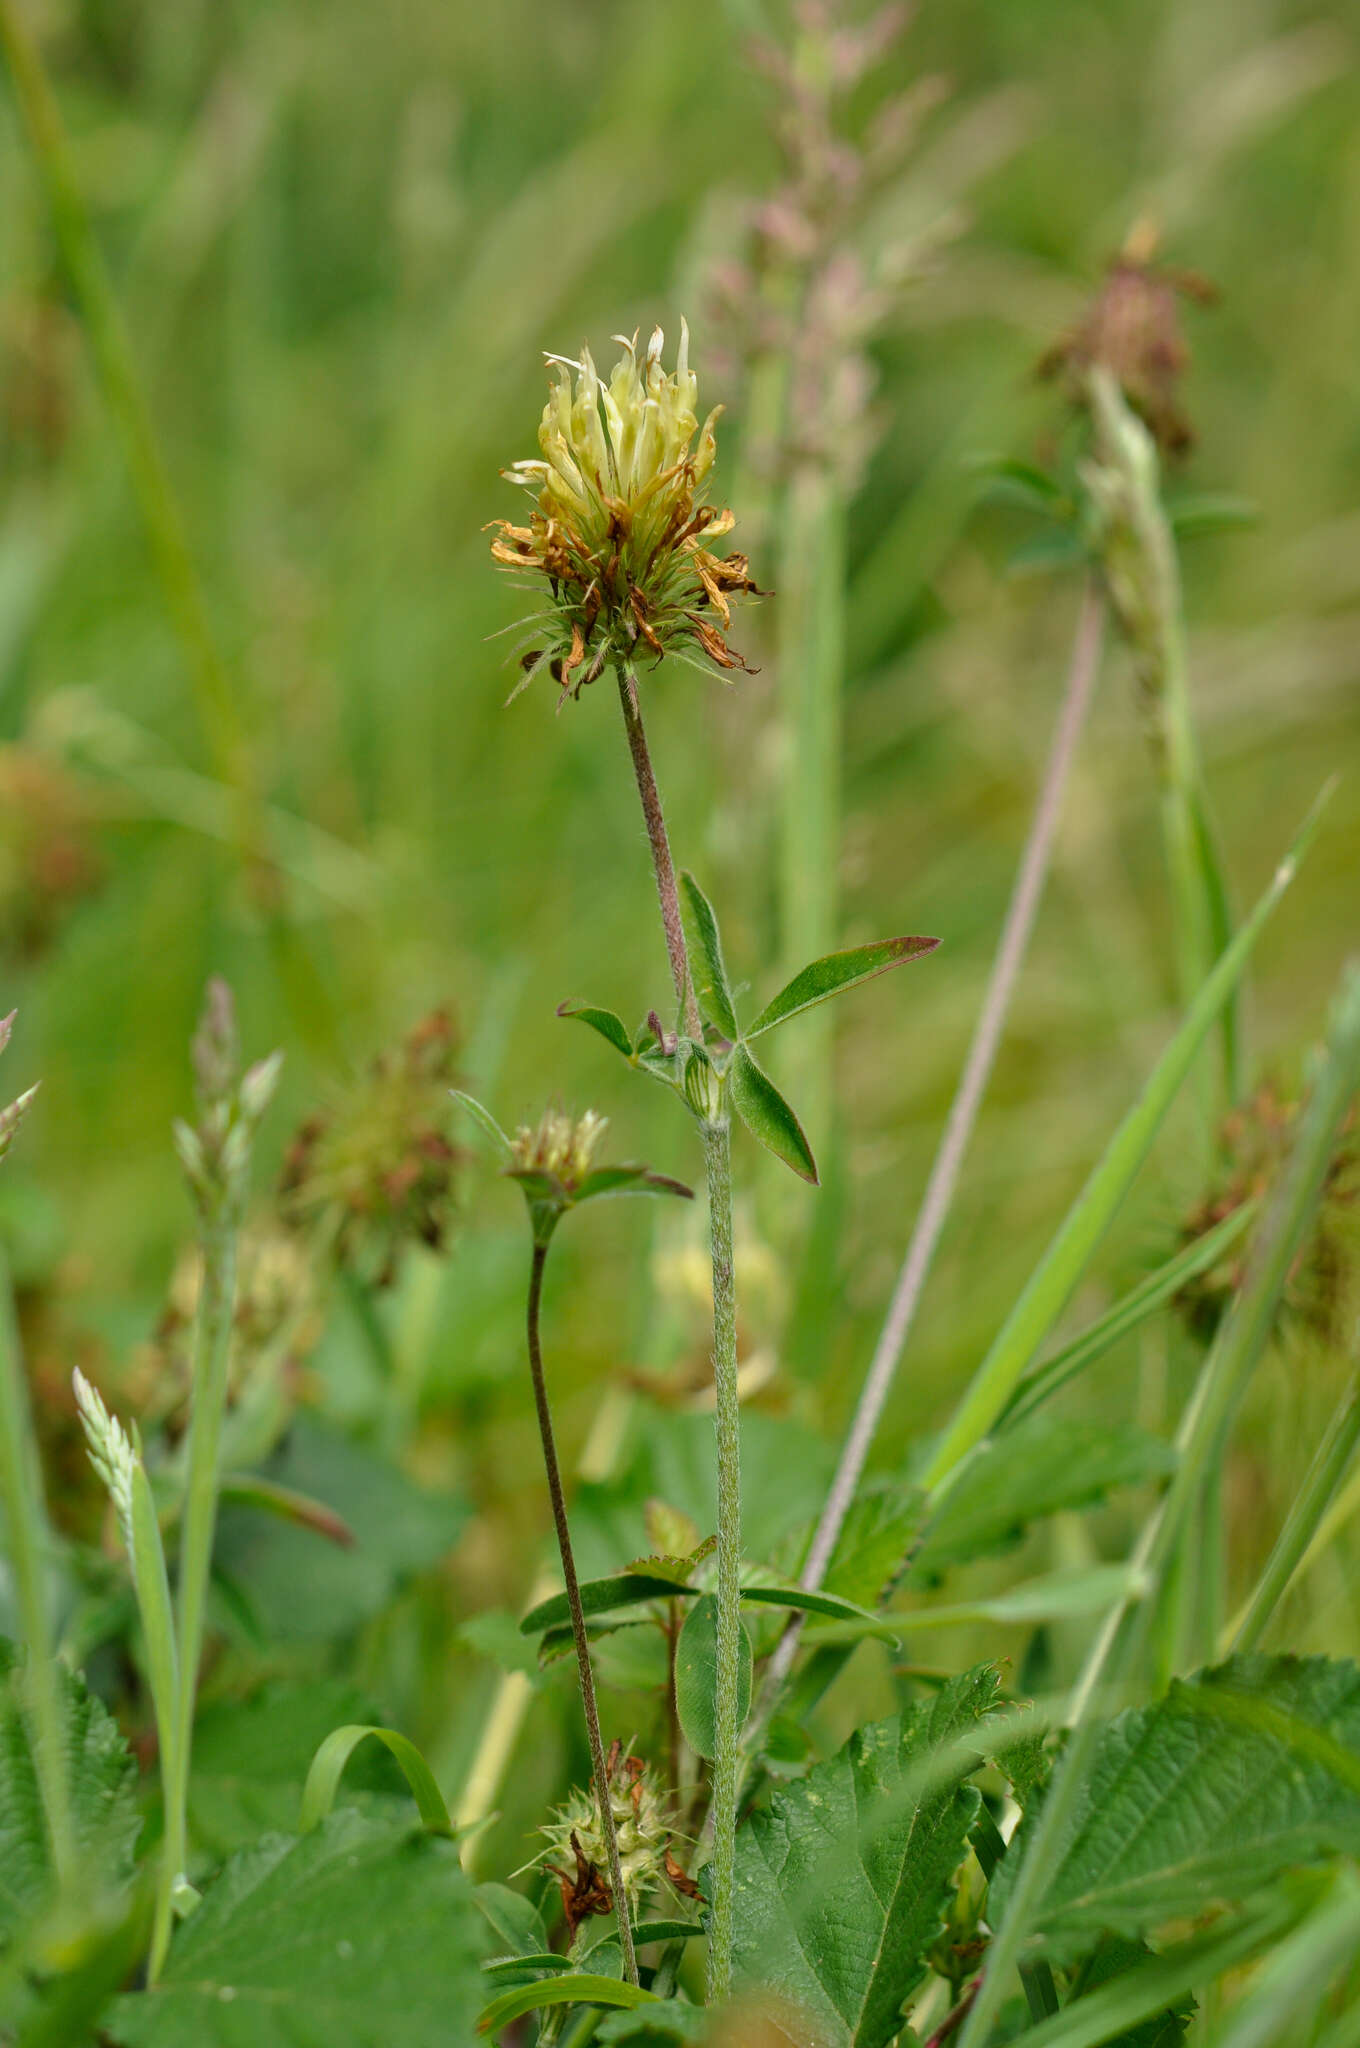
[
  {"x1": 1177, "y1": 1083, "x2": 1360, "y2": 1345},
  {"x1": 1040, "y1": 220, "x2": 1215, "y2": 457},
  {"x1": 279, "y1": 1009, "x2": 460, "y2": 1286},
  {"x1": 490, "y1": 323, "x2": 759, "y2": 701},
  {"x1": 537, "y1": 1744, "x2": 699, "y2": 1937},
  {"x1": 508, "y1": 1107, "x2": 609, "y2": 1195}
]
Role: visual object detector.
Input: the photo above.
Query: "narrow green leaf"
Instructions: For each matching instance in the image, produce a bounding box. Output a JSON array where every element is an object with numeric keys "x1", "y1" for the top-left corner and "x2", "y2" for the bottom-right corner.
[
  {"x1": 481, "y1": 1952, "x2": 573, "y2": 1983},
  {"x1": 746, "y1": 935, "x2": 939, "y2": 1039},
  {"x1": 971, "y1": 456, "x2": 1071, "y2": 512},
  {"x1": 574, "y1": 1166, "x2": 694, "y2": 1204},
  {"x1": 675, "y1": 1594, "x2": 752, "y2": 1760},
  {"x1": 1166, "y1": 492, "x2": 1258, "y2": 539},
  {"x1": 216, "y1": 1472, "x2": 356, "y2": 1547},
  {"x1": 556, "y1": 1002, "x2": 635, "y2": 1060},
  {"x1": 298, "y1": 1724, "x2": 452, "y2": 1835},
  {"x1": 739, "y1": 1584, "x2": 899, "y2": 1640},
  {"x1": 890, "y1": 1564, "x2": 1145, "y2": 1633},
  {"x1": 1007, "y1": 528, "x2": 1090, "y2": 577},
  {"x1": 450, "y1": 1090, "x2": 513, "y2": 1159},
  {"x1": 519, "y1": 1572, "x2": 692, "y2": 1636},
  {"x1": 731, "y1": 1666, "x2": 1002, "y2": 2046},
  {"x1": 476, "y1": 1975, "x2": 659, "y2": 2033},
  {"x1": 678, "y1": 872, "x2": 740, "y2": 1039},
  {"x1": 1002, "y1": 1200, "x2": 1260, "y2": 1429},
  {"x1": 728, "y1": 1044, "x2": 818, "y2": 1184},
  {"x1": 924, "y1": 793, "x2": 1325, "y2": 1489}
]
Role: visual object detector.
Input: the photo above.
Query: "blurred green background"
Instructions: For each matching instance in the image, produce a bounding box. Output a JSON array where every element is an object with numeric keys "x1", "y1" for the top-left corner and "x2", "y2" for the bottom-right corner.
[{"x1": 2, "y1": 0, "x2": 1358, "y2": 1869}]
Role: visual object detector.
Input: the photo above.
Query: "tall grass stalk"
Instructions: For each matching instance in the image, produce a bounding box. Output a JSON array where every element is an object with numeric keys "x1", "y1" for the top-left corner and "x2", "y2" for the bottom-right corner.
[
  {"x1": 759, "y1": 580, "x2": 1106, "y2": 1707},
  {"x1": 956, "y1": 956, "x2": 1360, "y2": 2048},
  {"x1": 0, "y1": 1257, "x2": 73, "y2": 1884},
  {"x1": 613, "y1": 663, "x2": 741, "y2": 2000}
]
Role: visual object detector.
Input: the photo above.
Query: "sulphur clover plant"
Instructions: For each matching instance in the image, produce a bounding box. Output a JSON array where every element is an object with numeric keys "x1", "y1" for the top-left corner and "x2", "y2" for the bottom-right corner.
[{"x1": 492, "y1": 323, "x2": 940, "y2": 2000}]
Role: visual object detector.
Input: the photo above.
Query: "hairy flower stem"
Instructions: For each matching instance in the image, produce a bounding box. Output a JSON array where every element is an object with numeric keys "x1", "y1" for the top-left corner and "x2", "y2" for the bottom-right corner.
[
  {"x1": 525, "y1": 1239, "x2": 637, "y2": 1984},
  {"x1": 702, "y1": 1114, "x2": 741, "y2": 2004},
  {"x1": 615, "y1": 667, "x2": 701, "y2": 1039},
  {"x1": 0, "y1": 1256, "x2": 73, "y2": 1884},
  {"x1": 160, "y1": 1216, "x2": 237, "y2": 1970},
  {"x1": 612, "y1": 664, "x2": 743, "y2": 1997},
  {"x1": 757, "y1": 582, "x2": 1106, "y2": 1716}
]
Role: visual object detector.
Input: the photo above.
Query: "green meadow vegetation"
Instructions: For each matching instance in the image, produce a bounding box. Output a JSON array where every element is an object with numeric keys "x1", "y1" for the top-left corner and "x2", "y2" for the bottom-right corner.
[{"x1": 1, "y1": 0, "x2": 1359, "y2": 2041}]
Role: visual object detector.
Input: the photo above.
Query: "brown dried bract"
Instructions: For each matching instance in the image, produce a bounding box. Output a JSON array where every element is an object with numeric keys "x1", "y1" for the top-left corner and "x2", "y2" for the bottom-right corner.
[{"x1": 546, "y1": 1829, "x2": 614, "y2": 1937}]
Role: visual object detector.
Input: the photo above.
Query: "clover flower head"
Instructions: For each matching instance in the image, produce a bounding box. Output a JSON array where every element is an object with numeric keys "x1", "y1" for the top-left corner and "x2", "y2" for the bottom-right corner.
[
  {"x1": 509, "y1": 1107, "x2": 608, "y2": 1195},
  {"x1": 491, "y1": 321, "x2": 760, "y2": 701},
  {"x1": 536, "y1": 1745, "x2": 697, "y2": 1937}
]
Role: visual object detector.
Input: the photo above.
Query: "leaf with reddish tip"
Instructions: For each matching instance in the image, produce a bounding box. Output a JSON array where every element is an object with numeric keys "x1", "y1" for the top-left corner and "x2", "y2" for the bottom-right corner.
[
  {"x1": 556, "y1": 1001, "x2": 634, "y2": 1060},
  {"x1": 746, "y1": 935, "x2": 939, "y2": 1039}
]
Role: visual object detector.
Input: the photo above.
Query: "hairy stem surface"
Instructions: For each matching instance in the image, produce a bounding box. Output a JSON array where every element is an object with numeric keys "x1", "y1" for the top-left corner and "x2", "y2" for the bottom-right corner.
[
  {"x1": 526, "y1": 1240, "x2": 638, "y2": 1987},
  {"x1": 615, "y1": 666, "x2": 701, "y2": 1039},
  {"x1": 759, "y1": 582, "x2": 1106, "y2": 1711},
  {"x1": 703, "y1": 1115, "x2": 741, "y2": 2003}
]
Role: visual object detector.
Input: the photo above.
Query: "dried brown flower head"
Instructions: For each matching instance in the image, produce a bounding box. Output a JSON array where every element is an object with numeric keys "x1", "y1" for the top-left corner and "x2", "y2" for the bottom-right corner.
[
  {"x1": 491, "y1": 323, "x2": 760, "y2": 702},
  {"x1": 280, "y1": 1009, "x2": 461, "y2": 1286},
  {"x1": 0, "y1": 745, "x2": 103, "y2": 959},
  {"x1": 1040, "y1": 221, "x2": 1216, "y2": 457}
]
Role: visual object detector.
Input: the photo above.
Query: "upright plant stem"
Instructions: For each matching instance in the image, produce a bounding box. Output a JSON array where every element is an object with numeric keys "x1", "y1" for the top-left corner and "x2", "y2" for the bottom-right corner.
[
  {"x1": 162, "y1": 1215, "x2": 237, "y2": 1959},
  {"x1": 702, "y1": 1116, "x2": 741, "y2": 2004},
  {"x1": 525, "y1": 1240, "x2": 637, "y2": 1987},
  {"x1": 759, "y1": 582, "x2": 1106, "y2": 1709},
  {"x1": 0, "y1": 1255, "x2": 73, "y2": 1884},
  {"x1": 613, "y1": 662, "x2": 743, "y2": 1998}
]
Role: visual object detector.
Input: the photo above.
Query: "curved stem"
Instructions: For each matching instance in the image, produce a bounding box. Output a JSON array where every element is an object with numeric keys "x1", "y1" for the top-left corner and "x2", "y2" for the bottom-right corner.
[
  {"x1": 526, "y1": 1239, "x2": 638, "y2": 1987},
  {"x1": 757, "y1": 581, "x2": 1106, "y2": 1716},
  {"x1": 703, "y1": 1115, "x2": 741, "y2": 2003},
  {"x1": 615, "y1": 666, "x2": 701, "y2": 1038}
]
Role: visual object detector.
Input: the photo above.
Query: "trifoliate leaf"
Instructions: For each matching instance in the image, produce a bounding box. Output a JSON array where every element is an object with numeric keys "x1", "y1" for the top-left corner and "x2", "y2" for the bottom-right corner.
[
  {"x1": 108, "y1": 1812, "x2": 488, "y2": 2048},
  {"x1": 991, "y1": 1656, "x2": 1360, "y2": 1962},
  {"x1": 730, "y1": 1665, "x2": 1002, "y2": 2046}
]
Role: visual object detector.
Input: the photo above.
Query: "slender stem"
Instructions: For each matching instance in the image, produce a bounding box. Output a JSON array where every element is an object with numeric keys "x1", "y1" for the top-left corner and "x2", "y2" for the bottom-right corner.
[
  {"x1": 1227, "y1": 1355, "x2": 1360, "y2": 1655},
  {"x1": 525, "y1": 1239, "x2": 637, "y2": 1987},
  {"x1": 162, "y1": 1214, "x2": 237, "y2": 1960},
  {"x1": 758, "y1": 582, "x2": 1106, "y2": 1711},
  {"x1": 129, "y1": 1465, "x2": 183, "y2": 1982},
  {"x1": 0, "y1": 1254, "x2": 73, "y2": 1884},
  {"x1": 703, "y1": 1115, "x2": 741, "y2": 2004},
  {"x1": 615, "y1": 666, "x2": 701, "y2": 1039}
]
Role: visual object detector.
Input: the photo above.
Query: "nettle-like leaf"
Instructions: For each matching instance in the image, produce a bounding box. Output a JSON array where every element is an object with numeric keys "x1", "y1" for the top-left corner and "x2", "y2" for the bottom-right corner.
[
  {"x1": 678, "y1": 871, "x2": 740, "y2": 1040},
  {"x1": 675, "y1": 1594, "x2": 752, "y2": 1759},
  {"x1": 909, "y1": 1415, "x2": 1176, "y2": 1582},
  {"x1": 730, "y1": 1664, "x2": 1002, "y2": 2047},
  {"x1": 0, "y1": 1638, "x2": 140, "y2": 1942},
  {"x1": 728, "y1": 1044, "x2": 818, "y2": 1184},
  {"x1": 746, "y1": 936, "x2": 939, "y2": 1040},
  {"x1": 821, "y1": 1484, "x2": 928, "y2": 1610},
  {"x1": 108, "y1": 1811, "x2": 488, "y2": 2048},
  {"x1": 992, "y1": 1656, "x2": 1360, "y2": 1963}
]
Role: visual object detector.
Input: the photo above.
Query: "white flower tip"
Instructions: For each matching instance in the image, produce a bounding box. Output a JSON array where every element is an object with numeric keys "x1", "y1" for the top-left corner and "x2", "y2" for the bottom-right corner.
[{"x1": 0, "y1": 1011, "x2": 14, "y2": 1056}]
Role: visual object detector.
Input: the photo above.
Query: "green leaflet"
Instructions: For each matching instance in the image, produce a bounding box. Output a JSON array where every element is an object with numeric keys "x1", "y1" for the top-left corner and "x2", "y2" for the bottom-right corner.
[
  {"x1": 728, "y1": 1044, "x2": 819, "y2": 1184},
  {"x1": 108, "y1": 1811, "x2": 488, "y2": 2048},
  {"x1": 555, "y1": 1002, "x2": 635, "y2": 1060},
  {"x1": 730, "y1": 1665, "x2": 1001, "y2": 2047},
  {"x1": 678, "y1": 871, "x2": 740, "y2": 1040},
  {"x1": 0, "y1": 1639, "x2": 140, "y2": 1944},
  {"x1": 675, "y1": 1594, "x2": 752, "y2": 1760},
  {"x1": 990, "y1": 1656, "x2": 1360, "y2": 1962},
  {"x1": 745, "y1": 935, "x2": 938, "y2": 1039}
]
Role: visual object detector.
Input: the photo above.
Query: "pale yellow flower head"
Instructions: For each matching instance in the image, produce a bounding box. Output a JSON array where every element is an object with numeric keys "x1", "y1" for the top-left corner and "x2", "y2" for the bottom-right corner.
[{"x1": 491, "y1": 322, "x2": 759, "y2": 700}]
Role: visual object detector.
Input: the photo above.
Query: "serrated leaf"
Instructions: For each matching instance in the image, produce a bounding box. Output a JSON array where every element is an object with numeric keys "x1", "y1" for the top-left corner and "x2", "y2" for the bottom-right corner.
[
  {"x1": 108, "y1": 1812, "x2": 487, "y2": 2048},
  {"x1": 519, "y1": 1572, "x2": 693, "y2": 1636},
  {"x1": 730, "y1": 1665, "x2": 1002, "y2": 2046},
  {"x1": 992, "y1": 1656, "x2": 1360, "y2": 1962},
  {"x1": 728, "y1": 1045, "x2": 818, "y2": 1184},
  {"x1": 675, "y1": 1594, "x2": 752, "y2": 1760},
  {"x1": 822, "y1": 1485, "x2": 928, "y2": 1610},
  {"x1": 912, "y1": 1415, "x2": 1176, "y2": 1581},
  {"x1": 556, "y1": 1002, "x2": 635, "y2": 1060},
  {"x1": 747, "y1": 936, "x2": 939, "y2": 1039},
  {"x1": 678, "y1": 872, "x2": 740, "y2": 1040},
  {"x1": 0, "y1": 1639, "x2": 140, "y2": 1942}
]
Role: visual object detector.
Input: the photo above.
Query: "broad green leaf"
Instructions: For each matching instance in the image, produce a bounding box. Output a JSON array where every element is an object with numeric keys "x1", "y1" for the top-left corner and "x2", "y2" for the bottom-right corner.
[
  {"x1": 188, "y1": 1680, "x2": 403, "y2": 1858},
  {"x1": 912, "y1": 1415, "x2": 1176, "y2": 1580},
  {"x1": 728, "y1": 1045, "x2": 818, "y2": 1184},
  {"x1": 556, "y1": 1002, "x2": 634, "y2": 1060},
  {"x1": 821, "y1": 1485, "x2": 927, "y2": 1610},
  {"x1": 108, "y1": 1812, "x2": 487, "y2": 2048},
  {"x1": 450, "y1": 1089, "x2": 513, "y2": 1158},
  {"x1": 675, "y1": 1594, "x2": 752, "y2": 1760},
  {"x1": 1002, "y1": 1201, "x2": 1260, "y2": 1429},
  {"x1": 0, "y1": 1640, "x2": 139, "y2": 1943},
  {"x1": 472, "y1": 1880, "x2": 547, "y2": 1961},
  {"x1": 476, "y1": 1975, "x2": 659, "y2": 2033},
  {"x1": 746, "y1": 936, "x2": 939, "y2": 1039},
  {"x1": 519, "y1": 1572, "x2": 695, "y2": 1636},
  {"x1": 990, "y1": 1656, "x2": 1360, "y2": 1962},
  {"x1": 730, "y1": 1665, "x2": 1001, "y2": 2046},
  {"x1": 678, "y1": 872, "x2": 740, "y2": 1039},
  {"x1": 596, "y1": 2002, "x2": 708, "y2": 2043},
  {"x1": 924, "y1": 791, "x2": 1324, "y2": 1488},
  {"x1": 298, "y1": 1724, "x2": 451, "y2": 1834}
]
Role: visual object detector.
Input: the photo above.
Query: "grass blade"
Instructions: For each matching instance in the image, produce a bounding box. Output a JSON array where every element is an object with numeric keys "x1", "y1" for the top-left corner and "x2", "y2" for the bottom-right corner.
[{"x1": 299, "y1": 1723, "x2": 453, "y2": 1835}]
